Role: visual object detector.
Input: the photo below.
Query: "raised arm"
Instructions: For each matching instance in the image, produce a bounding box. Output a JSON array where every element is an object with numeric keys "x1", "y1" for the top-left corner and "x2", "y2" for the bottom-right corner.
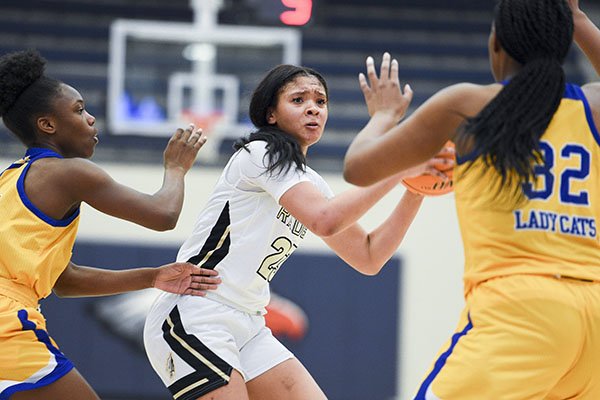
[
  {"x1": 344, "y1": 53, "x2": 491, "y2": 187},
  {"x1": 52, "y1": 261, "x2": 220, "y2": 298},
  {"x1": 569, "y1": 0, "x2": 600, "y2": 76},
  {"x1": 35, "y1": 125, "x2": 206, "y2": 231},
  {"x1": 322, "y1": 190, "x2": 423, "y2": 275},
  {"x1": 280, "y1": 155, "x2": 448, "y2": 238}
]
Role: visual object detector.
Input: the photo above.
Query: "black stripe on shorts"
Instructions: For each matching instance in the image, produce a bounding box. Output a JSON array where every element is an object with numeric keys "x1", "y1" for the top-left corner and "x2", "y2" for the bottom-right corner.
[{"x1": 162, "y1": 306, "x2": 234, "y2": 399}]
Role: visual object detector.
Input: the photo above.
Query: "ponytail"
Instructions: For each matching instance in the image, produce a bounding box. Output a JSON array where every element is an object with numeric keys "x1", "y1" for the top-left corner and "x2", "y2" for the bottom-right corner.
[{"x1": 457, "y1": 0, "x2": 573, "y2": 195}]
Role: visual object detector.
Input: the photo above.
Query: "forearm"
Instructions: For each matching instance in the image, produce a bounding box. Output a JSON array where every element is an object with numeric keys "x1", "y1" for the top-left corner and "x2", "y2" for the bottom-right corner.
[
  {"x1": 344, "y1": 112, "x2": 398, "y2": 185},
  {"x1": 365, "y1": 191, "x2": 423, "y2": 266},
  {"x1": 320, "y1": 175, "x2": 399, "y2": 236},
  {"x1": 326, "y1": 191, "x2": 423, "y2": 275},
  {"x1": 53, "y1": 263, "x2": 157, "y2": 298},
  {"x1": 573, "y1": 9, "x2": 600, "y2": 76},
  {"x1": 151, "y1": 167, "x2": 187, "y2": 227}
]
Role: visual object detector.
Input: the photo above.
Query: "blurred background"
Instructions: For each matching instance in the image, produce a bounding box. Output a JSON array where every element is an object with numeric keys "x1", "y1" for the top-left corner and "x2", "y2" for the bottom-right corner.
[{"x1": 0, "y1": 1, "x2": 598, "y2": 399}]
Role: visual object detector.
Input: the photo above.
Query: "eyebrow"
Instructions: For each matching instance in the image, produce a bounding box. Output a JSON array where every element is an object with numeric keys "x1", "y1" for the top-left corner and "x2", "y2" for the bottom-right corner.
[{"x1": 288, "y1": 89, "x2": 327, "y2": 97}]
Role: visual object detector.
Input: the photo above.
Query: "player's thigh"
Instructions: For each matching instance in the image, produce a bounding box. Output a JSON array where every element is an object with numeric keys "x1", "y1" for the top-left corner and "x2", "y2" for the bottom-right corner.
[
  {"x1": 11, "y1": 368, "x2": 99, "y2": 400},
  {"x1": 246, "y1": 358, "x2": 327, "y2": 400},
  {"x1": 195, "y1": 370, "x2": 248, "y2": 400}
]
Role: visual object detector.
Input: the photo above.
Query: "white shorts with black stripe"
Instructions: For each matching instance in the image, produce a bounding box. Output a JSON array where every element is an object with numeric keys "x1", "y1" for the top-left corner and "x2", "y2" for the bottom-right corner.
[{"x1": 143, "y1": 293, "x2": 294, "y2": 400}]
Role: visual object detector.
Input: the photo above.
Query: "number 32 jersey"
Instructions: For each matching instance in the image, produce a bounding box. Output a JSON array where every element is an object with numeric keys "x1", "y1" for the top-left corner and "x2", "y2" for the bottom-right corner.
[
  {"x1": 177, "y1": 141, "x2": 333, "y2": 314},
  {"x1": 455, "y1": 83, "x2": 600, "y2": 296}
]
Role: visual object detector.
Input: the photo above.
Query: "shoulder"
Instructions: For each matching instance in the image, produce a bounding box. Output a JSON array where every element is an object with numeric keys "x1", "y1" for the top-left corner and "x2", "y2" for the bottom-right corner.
[
  {"x1": 42, "y1": 157, "x2": 112, "y2": 190},
  {"x1": 244, "y1": 140, "x2": 268, "y2": 153},
  {"x1": 581, "y1": 82, "x2": 600, "y2": 107},
  {"x1": 579, "y1": 82, "x2": 600, "y2": 129},
  {"x1": 433, "y1": 82, "x2": 501, "y2": 111},
  {"x1": 412, "y1": 83, "x2": 501, "y2": 121},
  {"x1": 234, "y1": 140, "x2": 269, "y2": 166}
]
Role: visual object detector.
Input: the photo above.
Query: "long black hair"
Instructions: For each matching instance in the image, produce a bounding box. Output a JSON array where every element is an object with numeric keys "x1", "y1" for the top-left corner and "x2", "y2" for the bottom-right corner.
[
  {"x1": 233, "y1": 64, "x2": 328, "y2": 176},
  {"x1": 0, "y1": 49, "x2": 62, "y2": 146},
  {"x1": 456, "y1": 0, "x2": 573, "y2": 197}
]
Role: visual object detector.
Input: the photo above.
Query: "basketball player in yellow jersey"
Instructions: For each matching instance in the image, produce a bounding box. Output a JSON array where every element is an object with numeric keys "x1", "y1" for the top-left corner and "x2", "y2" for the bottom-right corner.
[
  {"x1": 0, "y1": 50, "x2": 221, "y2": 400},
  {"x1": 344, "y1": 0, "x2": 600, "y2": 398}
]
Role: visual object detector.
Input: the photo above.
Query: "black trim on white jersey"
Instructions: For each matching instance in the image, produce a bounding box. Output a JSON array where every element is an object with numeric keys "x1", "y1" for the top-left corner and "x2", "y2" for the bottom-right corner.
[
  {"x1": 187, "y1": 201, "x2": 231, "y2": 270},
  {"x1": 162, "y1": 306, "x2": 233, "y2": 399}
]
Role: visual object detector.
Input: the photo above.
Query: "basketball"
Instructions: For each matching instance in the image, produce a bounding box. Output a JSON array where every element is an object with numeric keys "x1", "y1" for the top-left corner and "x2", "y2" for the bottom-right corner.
[{"x1": 401, "y1": 141, "x2": 455, "y2": 196}]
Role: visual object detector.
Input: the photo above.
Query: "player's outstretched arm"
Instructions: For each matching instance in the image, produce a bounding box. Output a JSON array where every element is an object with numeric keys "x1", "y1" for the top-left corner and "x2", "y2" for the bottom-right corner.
[
  {"x1": 344, "y1": 53, "x2": 466, "y2": 187},
  {"x1": 569, "y1": 0, "x2": 600, "y2": 76},
  {"x1": 58, "y1": 124, "x2": 206, "y2": 231},
  {"x1": 322, "y1": 190, "x2": 424, "y2": 275},
  {"x1": 280, "y1": 153, "x2": 448, "y2": 240},
  {"x1": 52, "y1": 261, "x2": 221, "y2": 298}
]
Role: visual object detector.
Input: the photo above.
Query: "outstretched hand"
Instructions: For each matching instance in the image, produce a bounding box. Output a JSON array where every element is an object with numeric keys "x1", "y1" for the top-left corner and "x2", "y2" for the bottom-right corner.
[
  {"x1": 359, "y1": 52, "x2": 413, "y2": 122},
  {"x1": 153, "y1": 262, "x2": 221, "y2": 296},
  {"x1": 163, "y1": 123, "x2": 207, "y2": 173}
]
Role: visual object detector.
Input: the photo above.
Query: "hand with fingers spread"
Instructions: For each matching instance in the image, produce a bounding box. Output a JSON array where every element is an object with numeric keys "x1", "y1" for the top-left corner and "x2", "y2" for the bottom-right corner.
[
  {"x1": 359, "y1": 52, "x2": 413, "y2": 123},
  {"x1": 163, "y1": 123, "x2": 207, "y2": 173},
  {"x1": 153, "y1": 262, "x2": 221, "y2": 296}
]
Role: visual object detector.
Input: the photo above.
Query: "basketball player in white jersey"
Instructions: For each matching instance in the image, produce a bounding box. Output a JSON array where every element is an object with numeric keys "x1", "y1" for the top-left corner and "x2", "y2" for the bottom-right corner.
[{"x1": 144, "y1": 64, "x2": 453, "y2": 400}]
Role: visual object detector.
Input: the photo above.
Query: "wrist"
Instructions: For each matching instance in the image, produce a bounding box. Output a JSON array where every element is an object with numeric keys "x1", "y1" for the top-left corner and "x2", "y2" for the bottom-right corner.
[
  {"x1": 372, "y1": 110, "x2": 401, "y2": 127},
  {"x1": 146, "y1": 268, "x2": 159, "y2": 289},
  {"x1": 403, "y1": 190, "x2": 425, "y2": 201},
  {"x1": 572, "y1": 9, "x2": 589, "y2": 29},
  {"x1": 165, "y1": 165, "x2": 187, "y2": 175}
]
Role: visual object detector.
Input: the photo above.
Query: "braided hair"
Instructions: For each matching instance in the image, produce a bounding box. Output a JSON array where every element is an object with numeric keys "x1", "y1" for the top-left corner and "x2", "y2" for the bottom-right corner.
[
  {"x1": 234, "y1": 64, "x2": 328, "y2": 176},
  {"x1": 0, "y1": 50, "x2": 62, "y2": 146},
  {"x1": 456, "y1": 0, "x2": 573, "y2": 197}
]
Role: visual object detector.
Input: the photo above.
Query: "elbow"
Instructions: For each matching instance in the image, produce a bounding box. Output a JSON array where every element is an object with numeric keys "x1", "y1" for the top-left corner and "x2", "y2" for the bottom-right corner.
[
  {"x1": 309, "y1": 211, "x2": 344, "y2": 238},
  {"x1": 52, "y1": 282, "x2": 75, "y2": 298},
  {"x1": 149, "y1": 211, "x2": 180, "y2": 231},
  {"x1": 356, "y1": 263, "x2": 383, "y2": 276}
]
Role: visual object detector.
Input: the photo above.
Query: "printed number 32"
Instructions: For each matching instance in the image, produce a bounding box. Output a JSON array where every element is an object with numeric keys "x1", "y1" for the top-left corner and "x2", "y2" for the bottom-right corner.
[{"x1": 523, "y1": 142, "x2": 590, "y2": 205}]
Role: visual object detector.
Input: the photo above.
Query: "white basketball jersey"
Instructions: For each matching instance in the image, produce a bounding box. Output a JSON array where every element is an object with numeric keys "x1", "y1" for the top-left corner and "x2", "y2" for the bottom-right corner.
[{"x1": 177, "y1": 141, "x2": 334, "y2": 314}]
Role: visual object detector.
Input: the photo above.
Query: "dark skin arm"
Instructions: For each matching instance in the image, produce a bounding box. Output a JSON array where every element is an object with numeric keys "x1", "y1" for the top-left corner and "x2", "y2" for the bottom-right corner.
[
  {"x1": 27, "y1": 125, "x2": 221, "y2": 298},
  {"x1": 568, "y1": 0, "x2": 600, "y2": 127},
  {"x1": 344, "y1": 53, "x2": 496, "y2": 186},
  {"x1": 25, "y1": 125, "x2": 205, "y2": 230},
  {"x1": 569, "y1": 0, "x2": 600, "y2": 75},
  {"x1": 53, "y1": 261, "x2": 221, "y2": 298}
]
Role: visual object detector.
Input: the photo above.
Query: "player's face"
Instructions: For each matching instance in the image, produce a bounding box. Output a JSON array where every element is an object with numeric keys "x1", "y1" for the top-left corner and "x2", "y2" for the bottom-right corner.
[
  {"x1": 50, "y1": 84, "x2": 98, "y2": 158},
  {"x1": 267, "y1": 75, "x2": 328, "y2": 154}
]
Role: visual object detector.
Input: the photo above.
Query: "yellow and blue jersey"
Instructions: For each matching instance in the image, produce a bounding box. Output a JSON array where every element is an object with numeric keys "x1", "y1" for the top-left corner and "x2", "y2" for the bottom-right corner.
[
  {"x1": 0, "y1": 147, "x2": 80, "y2": 304},
  {"x1": 415, "y1": 83, "x2": 600, "y2": 399},
  {"x1": 0, "y1": 147, "x2": 79, "y2": 396},
  {"x1": 455, "y1": 83, "x2": 600, "y2": 295}
]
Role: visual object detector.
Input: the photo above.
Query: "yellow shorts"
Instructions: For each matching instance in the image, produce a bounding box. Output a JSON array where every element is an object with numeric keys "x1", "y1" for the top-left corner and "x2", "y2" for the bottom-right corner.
[
  {"x1": 0, "y1": 294, "x2": 73, "y2": 399},
  {"x1": 415, "y1": 274, "x2": 600, "y2": 400}
]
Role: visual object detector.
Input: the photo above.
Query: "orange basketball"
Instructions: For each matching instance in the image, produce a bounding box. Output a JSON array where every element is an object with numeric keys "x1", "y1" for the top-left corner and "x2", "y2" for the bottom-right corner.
[{"x1": 401, "y1": 141, "x2": 455, "y2": 196}]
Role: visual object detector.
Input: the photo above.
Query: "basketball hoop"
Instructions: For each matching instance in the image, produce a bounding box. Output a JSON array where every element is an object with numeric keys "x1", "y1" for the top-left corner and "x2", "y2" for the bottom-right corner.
[{"x1": 179, "y1": 110, "x2": 227, "y2": 163}]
